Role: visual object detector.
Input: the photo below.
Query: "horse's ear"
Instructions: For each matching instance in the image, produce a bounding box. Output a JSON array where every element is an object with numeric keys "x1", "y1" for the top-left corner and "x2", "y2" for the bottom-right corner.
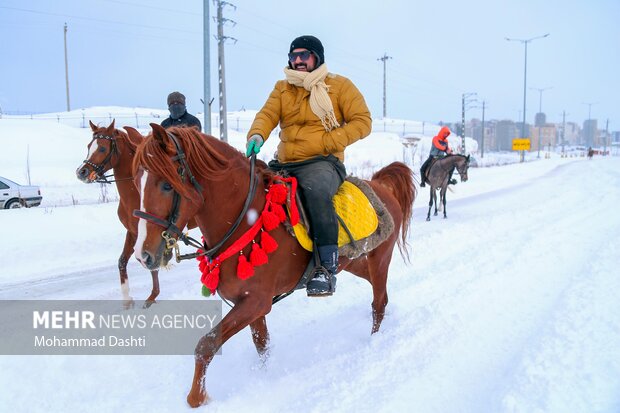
[
  {"x1": 89, "y1": 120, "x2": 97, "y2": 132},
  {"x1": 124, "y1": 126, "x2": 142, "y2": 141},
  {"x1": 105, "y1": 119, "x2": 116, "y2": 135},
  {"x1": 150, "y1": 123, "x2": 169, "y2": 146}
]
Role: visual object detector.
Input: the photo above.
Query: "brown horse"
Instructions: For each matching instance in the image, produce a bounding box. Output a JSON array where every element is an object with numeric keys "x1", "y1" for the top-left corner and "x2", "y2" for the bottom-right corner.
[
  {"x1": 424, "y1": 154, "x2": 470, "y2": 221},
  {"x1": 132, "y1": 124, "x2": 416, "y2": 407},
  {"x1": 76, "y1": 120, "x2": 164, "y2": 307}
]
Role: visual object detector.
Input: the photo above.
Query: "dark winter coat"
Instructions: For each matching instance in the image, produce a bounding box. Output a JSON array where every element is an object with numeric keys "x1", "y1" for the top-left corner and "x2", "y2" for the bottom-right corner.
[{"x1": 161, "y1": 112, "x2": 202, "y2": 132}]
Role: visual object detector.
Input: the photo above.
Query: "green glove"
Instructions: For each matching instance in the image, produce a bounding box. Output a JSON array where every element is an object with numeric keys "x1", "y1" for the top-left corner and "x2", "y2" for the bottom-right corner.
[{"x1": 246, "y1": 134, "x2": 264, "y2": 157}]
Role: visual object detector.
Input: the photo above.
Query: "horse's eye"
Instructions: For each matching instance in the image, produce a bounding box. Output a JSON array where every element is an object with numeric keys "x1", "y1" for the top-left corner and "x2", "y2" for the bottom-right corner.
[
  {"x1": 162, "y1": 182, "x2": 173, "y2": 192},
  {"x1": 98, "y1": 146, "x2": 106, "y2": 153}
]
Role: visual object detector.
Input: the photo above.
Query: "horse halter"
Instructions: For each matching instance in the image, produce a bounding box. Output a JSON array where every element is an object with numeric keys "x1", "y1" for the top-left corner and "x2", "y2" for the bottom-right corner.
[
  {"x1": 133, "y1": 131, "x2": 259, "y2": 262},
  {"x1": 82, "y1": 133, "x2": 120, "y2": 183}
]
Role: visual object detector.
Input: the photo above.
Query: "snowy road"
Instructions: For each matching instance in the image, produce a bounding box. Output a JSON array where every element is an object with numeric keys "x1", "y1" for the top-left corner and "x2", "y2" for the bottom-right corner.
[{"x1": 1, "y1": 157, "x2": 619, "y2": 413}]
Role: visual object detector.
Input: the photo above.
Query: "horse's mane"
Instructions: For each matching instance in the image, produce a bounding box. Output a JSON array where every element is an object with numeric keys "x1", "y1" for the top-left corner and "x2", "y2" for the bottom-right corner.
[
  {"x1": 133, "y1": 126, "x2": 246, "y2": 200},
  {"x1": 120, "y1": 128, "x2": 142, "y2": 152}
]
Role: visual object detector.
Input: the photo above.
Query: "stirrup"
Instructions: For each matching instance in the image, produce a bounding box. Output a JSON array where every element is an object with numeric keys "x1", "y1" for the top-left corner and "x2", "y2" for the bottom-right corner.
[
  {"x1": 449, "y1": 179, "x2": 457, "y2": 185},
  {"x1": 306, "y1": 266, "x2": 336, "y2": 297}
]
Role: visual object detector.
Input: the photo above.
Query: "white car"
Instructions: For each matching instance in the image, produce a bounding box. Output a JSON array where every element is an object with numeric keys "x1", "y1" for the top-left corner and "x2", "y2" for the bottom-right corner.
[{"x1": 0, "y1": 176, "x2": 42, "y2": 209}]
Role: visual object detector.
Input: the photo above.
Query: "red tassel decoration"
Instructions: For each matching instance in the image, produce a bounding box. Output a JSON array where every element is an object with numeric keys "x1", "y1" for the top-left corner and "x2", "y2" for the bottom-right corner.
[
  {"x1": 237, "y1": 253, "x2": 255, "y2": 280},
  {"x1": 260, "y1": 230, "x2": 278, "y2": 253},
  {"x1": 261, "y1": 208, "x2": 280, "y2": 231},
  {"x1": 272, "y1": 203, "x2": 286, "y2": 222},
  {"x1": 269, "y1": 184, "x2": 288, "y2": 205},
  {"x1": 201, "y1": 265, "x2": 220, "y2": 292},
  {"x1": 250, "y1": 241, "x2": 268, "y2": 266}
]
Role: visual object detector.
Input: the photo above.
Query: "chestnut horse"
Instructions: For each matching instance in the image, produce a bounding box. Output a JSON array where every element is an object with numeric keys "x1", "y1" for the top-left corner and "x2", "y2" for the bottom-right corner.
[
  {"x1": 76, "y1": 120, "x2": 165, "y2": 306},
  {"x1": 132, "y1": 124, "x2": 416, "y2": 407}
]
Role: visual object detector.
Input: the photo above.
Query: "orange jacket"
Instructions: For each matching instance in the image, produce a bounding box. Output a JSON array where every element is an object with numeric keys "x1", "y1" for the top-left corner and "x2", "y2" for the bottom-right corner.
[{"x1": 431, "y1": 126, "x2": 452, "y2": 154}]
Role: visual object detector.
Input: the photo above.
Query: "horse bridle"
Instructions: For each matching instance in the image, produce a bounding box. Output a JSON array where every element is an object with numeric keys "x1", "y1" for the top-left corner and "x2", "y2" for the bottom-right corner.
[
  {"x1": 83, "y1": 133, "x2": 131, "y2": 183},
  {"x1": 133, "y1": 131, "x2": 259, "y2": 262}
]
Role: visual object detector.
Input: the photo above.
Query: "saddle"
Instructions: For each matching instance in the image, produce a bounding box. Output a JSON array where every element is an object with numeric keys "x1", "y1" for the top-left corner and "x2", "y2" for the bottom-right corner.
[{"x1": 289, "y1": 176, "x2": 394, "y2": 260}]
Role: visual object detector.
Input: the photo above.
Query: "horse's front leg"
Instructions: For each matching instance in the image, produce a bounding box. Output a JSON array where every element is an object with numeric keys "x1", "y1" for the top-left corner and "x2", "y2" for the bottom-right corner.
[
  {"x1": 441, "y1": 185, "x2": 448, "y2": 218},
  {"x1": 143, "y1": 270, "x2": 160, "y2": 308},
  {"x1": 187, "y1": 296, "x2": 272, "y2": 408},
  {"x1": 118, "y1": 231, "x2": 136, "y2": 309},
  {"x1": 433, "y1": 189, "x2": 439, "y2": 216},
  {"x1": 426, "y1": 187, "x2": 434, "y2": 221},
  {"x1": 249, "y1": 315, "x2": 270, "y2": 363}
]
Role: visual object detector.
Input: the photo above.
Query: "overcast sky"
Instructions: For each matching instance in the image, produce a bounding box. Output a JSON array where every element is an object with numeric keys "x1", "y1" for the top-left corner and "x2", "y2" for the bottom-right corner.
[{"x1": 1, "y1": 0, "x2": 618, "y2": 129}]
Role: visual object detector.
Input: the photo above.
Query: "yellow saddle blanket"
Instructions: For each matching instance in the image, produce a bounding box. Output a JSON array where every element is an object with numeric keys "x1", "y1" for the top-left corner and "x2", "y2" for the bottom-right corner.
[{"x1": 293, "y1": 181, "x2": 378, "y2": 251}]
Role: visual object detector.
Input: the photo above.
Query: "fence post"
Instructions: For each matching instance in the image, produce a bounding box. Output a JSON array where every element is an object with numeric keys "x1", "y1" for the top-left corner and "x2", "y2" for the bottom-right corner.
[
  {"x1": 135, "y1": 113, "x2": 139, "y2": 128},
  {"x1": 57, "y1": 115, "x2": 60, "y2": 123},
  {"x1": 82, "y1": 113, "x2": 85, "y2": 128}
]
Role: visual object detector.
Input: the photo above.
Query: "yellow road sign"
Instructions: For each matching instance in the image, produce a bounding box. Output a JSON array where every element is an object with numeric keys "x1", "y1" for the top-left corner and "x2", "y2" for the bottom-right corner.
[{"x1": 512, "y1": 138, "x2": 531, "y2": 151}]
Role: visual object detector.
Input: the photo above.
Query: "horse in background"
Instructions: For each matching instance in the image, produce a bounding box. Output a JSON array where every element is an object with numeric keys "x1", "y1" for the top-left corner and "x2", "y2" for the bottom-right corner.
[
  {"x1": 132, "y1": 124, "x2": 416, "y2": 407},
  {"x1": 424, "y1": 154, "x2": 470, "y2": 221},
  {"x1": 75, "y1": 120, "x2": 162, "y2": 307}
]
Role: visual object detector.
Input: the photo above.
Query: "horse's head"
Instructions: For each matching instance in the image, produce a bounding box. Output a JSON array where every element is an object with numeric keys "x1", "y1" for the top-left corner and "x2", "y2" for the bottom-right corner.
[
  {"x1": 76, "y1": 120, "x2": 120, "y2": 183},
  {"x1": 455, "y1": 154, "x2": 470, "y2": 182},
  {"x1": 133, "y1": 124, "x2": 205, "y2": 270}
]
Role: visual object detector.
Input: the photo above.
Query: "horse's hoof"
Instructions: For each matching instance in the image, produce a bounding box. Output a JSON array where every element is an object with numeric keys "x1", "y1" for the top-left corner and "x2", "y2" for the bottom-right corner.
[
  {"x1": 142, "y1": 299, "x2": 157, "y2": 309},
  {"x1": 426, "y1": 217, "x2": 430, "y2": 221},
  {"x1": 187, "y1": 391, "x2": 210, "y2": 408},
  {"x1": 123, "y1": 298, "x2": 135, "y2": 310}
]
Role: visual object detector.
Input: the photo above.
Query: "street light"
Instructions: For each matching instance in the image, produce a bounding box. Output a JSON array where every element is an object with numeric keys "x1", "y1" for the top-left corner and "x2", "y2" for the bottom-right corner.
[
  {"x1": 530, "y1": 86, "x2": 552, "y2": 158},
  {"x1": 506, "y1": 33, "x2": 550, "y2": 161}
]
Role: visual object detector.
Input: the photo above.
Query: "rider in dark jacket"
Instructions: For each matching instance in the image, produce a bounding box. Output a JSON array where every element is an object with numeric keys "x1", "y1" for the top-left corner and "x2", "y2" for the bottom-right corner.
[{"x1": 161, "y1": 91, "x2": 202, "y2": 132}]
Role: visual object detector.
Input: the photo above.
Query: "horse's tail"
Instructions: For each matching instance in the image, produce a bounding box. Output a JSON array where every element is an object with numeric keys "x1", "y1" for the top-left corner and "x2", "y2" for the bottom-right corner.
[{"x1": 371, "y1": 161, "x2": 416, "y2": 263}]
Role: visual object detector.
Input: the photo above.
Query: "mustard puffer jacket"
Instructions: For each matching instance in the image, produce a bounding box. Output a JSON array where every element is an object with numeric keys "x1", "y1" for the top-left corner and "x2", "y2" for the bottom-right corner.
[{"x1": 248, "y1": 73, "x2": 372, "y2": 163}]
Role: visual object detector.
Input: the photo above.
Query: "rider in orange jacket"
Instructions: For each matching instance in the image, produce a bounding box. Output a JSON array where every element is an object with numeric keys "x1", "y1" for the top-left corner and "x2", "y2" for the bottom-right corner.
[{"x1": 420, "y1": 126, "x2": 457, "y2": 187}]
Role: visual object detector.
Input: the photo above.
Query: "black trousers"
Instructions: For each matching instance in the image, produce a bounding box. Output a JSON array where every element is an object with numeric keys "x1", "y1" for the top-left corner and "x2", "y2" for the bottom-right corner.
[{"x1": 269, "y1": 155, "x2": 346, "y2": 246}]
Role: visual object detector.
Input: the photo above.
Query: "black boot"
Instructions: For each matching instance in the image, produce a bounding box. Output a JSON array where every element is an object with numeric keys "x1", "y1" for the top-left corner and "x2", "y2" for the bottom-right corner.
[
  {"x1": 448, "y1": 171, "x2": 457, "y2": 185},
  {"x1": 419, "y1": 169, "x2": 426, "y2": 187},
  {"x1": 307, "y1": 244, "x2": 338, "y2": 297}
]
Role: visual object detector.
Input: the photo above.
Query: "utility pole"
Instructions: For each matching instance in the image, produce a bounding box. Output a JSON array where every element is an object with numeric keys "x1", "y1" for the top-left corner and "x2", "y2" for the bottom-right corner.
[
  {"x1": 214, "y1": 0, "x2": 237, "y2": 142},
  {"x1": 604, "y1": 119, "x2": 609, "y2": 155},
  {"x1": 203, "y1": 1, "x2": 211, "y2": 134},
  {"x1": 561, "y1": 110, "x2": 566, "y2": 156},
  {"x1": 480, "y1": 100, "x2": 486, "y2": 159},
  {"x1": 461, "y1": 92, "x2": 476, "y2": 154},
  {"x1": 377, "y1": 53, "x2": 392, "y2": 119},
  {"x1": 506, "y1": 33, "x2": 550, "y2": 162},
  {"x1": 531, "y1": 86, "x2": 552, "y2": 158},
  {"x1": 63, "y1": 23, "x2": 71, "y2": 112}
]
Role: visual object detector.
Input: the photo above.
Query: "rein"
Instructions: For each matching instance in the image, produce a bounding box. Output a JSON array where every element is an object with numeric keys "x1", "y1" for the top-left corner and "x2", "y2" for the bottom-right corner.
[{"x1": 133, "y1": 132, "x2": 259, "y2": 263}]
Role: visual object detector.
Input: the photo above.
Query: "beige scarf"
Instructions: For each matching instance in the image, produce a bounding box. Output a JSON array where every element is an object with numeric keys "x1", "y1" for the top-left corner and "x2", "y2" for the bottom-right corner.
[{"x1": 284, "y1": 64, "x2": 340, "y2": 131}]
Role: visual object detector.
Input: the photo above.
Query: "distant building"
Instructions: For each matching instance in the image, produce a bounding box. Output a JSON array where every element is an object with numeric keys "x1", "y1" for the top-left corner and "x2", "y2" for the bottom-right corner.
[
  {"x1": 582, "y1": 119, "x2": 598, "y2": 147},
  {"x1": 535, "y1": 112, "x2": 546, "y2": 127},
  {"x1": 496, "y1": 120, "x2": 519, "y2": 151}
]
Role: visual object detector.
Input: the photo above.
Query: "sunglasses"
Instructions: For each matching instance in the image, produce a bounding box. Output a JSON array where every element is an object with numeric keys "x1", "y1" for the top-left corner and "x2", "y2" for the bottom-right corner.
[{"x1": 288, "y1": 50, "x2": 313, "y2": 63}]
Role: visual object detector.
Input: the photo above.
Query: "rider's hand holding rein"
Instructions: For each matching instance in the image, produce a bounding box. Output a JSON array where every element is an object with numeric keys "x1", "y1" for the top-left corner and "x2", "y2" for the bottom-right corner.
[{"x1": 246, "y1": 134, "x2": 264, "y2": 157}]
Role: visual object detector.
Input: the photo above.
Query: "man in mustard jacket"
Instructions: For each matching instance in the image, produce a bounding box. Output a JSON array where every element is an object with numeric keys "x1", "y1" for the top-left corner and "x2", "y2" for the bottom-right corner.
[{"x1": 246, "y1": 35, "x2": 372, "y2": 297}]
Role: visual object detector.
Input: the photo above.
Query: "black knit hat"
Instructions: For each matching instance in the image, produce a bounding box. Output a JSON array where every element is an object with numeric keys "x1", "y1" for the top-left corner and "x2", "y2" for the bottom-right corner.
[
  {"x1": 167, "y1": 91, "x2": 186, "y2": 106},
  {"x1": 289, "y1": 35, "x2": 324, "y2": 67}
]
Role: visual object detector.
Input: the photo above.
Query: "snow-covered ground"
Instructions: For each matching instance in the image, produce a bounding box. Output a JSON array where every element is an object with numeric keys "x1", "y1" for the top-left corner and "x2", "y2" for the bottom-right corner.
[{"x1": 0, "y1": 113, "x2": 618, "y2": 413}]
